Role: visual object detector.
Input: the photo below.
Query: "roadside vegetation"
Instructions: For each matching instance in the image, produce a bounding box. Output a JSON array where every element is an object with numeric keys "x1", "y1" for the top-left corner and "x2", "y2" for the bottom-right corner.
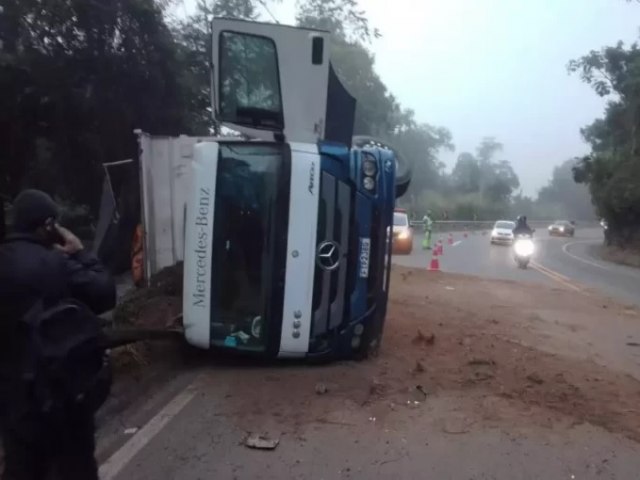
[
  {"x1": 569, "y1": 37, "x2": 640, "y2": 250},
  {"x1": 1, "y1": 0, "x2": 637, "y2": 239}
]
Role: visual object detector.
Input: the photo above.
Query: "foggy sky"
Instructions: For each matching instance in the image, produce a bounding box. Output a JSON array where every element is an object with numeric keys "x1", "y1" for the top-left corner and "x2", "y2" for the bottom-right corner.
[{"x1": 180, "y1": 0, "x2": 639, "y2": 196}]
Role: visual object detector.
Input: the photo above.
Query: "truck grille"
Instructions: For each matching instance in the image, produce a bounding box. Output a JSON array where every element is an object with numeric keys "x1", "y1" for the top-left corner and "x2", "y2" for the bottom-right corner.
[{"x1": 311, "y1": 172, "x2": 351, "y2": 337}]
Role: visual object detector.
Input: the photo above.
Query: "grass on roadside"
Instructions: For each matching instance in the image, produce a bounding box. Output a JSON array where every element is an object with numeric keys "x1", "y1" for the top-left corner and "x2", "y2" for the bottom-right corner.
[{"x1": 599, "y1": 245, "x2": 640, "y2": 269}]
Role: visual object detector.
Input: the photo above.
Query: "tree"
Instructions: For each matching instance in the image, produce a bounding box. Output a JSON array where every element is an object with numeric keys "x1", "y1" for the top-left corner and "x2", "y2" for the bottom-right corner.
[
  {"x1": 450, "y1": 153, "x2": 481, "y2": 194},
  {"x1": 0, "y1": 0, "x2": 195, "y2": 210},
  {"x1": 536, "y1": 159, "x2": 595, "y2": 220},
  {"x1": 296, "y1": 0, "x2": 380, "y2": 44},
  {"x1": 568, "y1": 37, "x2": 640, "y2": 246},
  {"x1": 295, "y1": 0, "x2": 453, "y2": 202}
]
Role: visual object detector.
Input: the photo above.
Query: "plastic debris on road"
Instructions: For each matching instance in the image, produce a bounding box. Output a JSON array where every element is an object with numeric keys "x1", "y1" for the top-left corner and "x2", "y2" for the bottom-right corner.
[{"x1": 244, "y1": 433, "x2": 280, "y2": 450}]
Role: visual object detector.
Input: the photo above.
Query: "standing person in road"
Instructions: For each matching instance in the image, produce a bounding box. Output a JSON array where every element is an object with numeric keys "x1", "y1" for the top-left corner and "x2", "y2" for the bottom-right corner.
[
  {"x1": 0, "y1": 189, "x2": 116, "y2": 480},
  {"x1": 422, "y1": 211, "x2": 434, "y2": 250}
]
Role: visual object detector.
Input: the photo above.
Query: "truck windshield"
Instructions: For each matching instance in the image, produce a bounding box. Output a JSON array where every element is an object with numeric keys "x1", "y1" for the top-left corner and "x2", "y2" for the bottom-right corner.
[{"x1": 210, "y1": 143, "x2": 288, "y2": 352}]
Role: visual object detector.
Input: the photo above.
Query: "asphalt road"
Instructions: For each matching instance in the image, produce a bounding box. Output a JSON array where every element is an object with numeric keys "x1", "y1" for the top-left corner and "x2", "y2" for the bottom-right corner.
[
  {"x1": 393, "y1": 227, "x2": 640, "y2": 306},
  {"x1": 94, "y1": 226, "x2": 640, "y2": 479}
]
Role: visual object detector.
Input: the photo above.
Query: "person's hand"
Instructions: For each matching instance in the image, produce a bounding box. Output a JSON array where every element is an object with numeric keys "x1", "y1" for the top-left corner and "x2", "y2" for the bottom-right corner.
[{"x1": 53, "y1": 224, "x2": 84, "y2": 255}]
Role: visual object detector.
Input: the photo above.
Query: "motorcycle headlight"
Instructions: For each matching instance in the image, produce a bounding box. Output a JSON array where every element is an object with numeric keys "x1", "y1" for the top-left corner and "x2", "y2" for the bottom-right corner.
[
  {"x1": 362, "y1": 158, "x2": 378, "y2": 177},
  {"x1": 363, "y1": 176, "x2": 375, "y2": 191},
  {"x1": 514, "y1": 239, "x2": 534, "y2": 256}
]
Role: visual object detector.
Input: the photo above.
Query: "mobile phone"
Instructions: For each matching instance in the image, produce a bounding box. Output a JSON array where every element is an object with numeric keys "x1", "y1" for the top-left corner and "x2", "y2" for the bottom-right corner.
[{"x1": 44, "y1": 218, "x2": 66, "y2": 245}]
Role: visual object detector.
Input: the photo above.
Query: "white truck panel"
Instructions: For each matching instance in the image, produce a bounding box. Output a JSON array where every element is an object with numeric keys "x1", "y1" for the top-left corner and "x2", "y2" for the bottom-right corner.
[
  {"x1": 211, "y1": 19, "x2": 330, "y2": 144},
  {"x1": 182, "y1": 142, "x2": 219, "y2": 349},
  {"x1": 278, "y1": 143, "x2": 321, "y2": 357},
  {"x1": 137, "y1": 131, "x2": 218, "y2": 280}
]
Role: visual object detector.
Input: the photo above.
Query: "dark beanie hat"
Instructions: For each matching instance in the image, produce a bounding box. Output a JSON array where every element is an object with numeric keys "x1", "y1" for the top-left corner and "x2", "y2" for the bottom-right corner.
[{"x1": 13, "y1": 189, "x2": 59, "y2": 233}]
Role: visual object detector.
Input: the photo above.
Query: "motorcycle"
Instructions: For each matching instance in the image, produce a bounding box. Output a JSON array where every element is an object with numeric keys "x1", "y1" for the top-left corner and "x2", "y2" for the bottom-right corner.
[{"x1": 513, "y1": 234, "x2": 535, "y2": 269}]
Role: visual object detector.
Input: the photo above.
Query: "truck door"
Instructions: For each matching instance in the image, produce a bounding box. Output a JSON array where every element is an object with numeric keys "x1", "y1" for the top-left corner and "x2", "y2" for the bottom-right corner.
[{"x1": 210, "y1": 18, "x2": 331, "y2": 144}]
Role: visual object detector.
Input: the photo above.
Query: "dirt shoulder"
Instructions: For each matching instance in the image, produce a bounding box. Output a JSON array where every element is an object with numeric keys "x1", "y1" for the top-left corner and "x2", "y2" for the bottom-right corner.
[
  {"x1": 193, "y1": 267, "x2": 640, "y2": 446},
  {"x1": 101, "y1": 265, "x2": 640, "y2": 454}
]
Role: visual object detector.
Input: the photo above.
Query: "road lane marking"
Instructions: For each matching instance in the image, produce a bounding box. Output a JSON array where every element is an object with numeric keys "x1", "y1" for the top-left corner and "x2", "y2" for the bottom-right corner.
[
  {"x1": 531, "y1": 261, "x2": 583, "y2": 293},
  {"x1": 562, "y1": 241, "x2": 611, "y2": 270},
  {"x1": 452, "y1": 240, "x2": 462, "y2": 247},
  {"x1": 99, "y1": 379, "x2": 200, "y2": 480},
  {"x1": 531, "y1": 261, "x2": 572, "y2": 282}
]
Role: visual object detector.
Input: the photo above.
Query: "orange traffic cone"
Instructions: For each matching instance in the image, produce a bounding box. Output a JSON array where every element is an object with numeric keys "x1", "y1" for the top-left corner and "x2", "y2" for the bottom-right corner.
[
  {"x1": 428, "y1": 251, "x2": 441, "y2": 271},
  {"x1": 437, "y1": 241, "x2": 444, "y2": 256},
  {"x1": 448, "y1": 233, "x2": 453, "y2": 245}
]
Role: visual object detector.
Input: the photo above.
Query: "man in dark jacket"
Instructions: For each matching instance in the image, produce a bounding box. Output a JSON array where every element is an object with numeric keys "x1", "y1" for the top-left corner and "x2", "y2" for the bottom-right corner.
[{"x1": 0, "y1": 189, "x2": 116, "y2": 480}]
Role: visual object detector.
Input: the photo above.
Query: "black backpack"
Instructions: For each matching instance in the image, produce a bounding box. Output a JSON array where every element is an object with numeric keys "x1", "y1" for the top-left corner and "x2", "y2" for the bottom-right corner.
[{"x1": 21, "y1": 298, "x2": 112, "y2": 415}]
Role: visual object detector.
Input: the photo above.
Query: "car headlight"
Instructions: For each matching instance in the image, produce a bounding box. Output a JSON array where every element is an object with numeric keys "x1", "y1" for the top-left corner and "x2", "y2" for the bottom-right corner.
[
  {"x1": 362, "y1": 158, "x2": 378, "y2": 177},
  {"x1": 491, "y1": 229, "x2": 498, "y2": 237},
  {"x1": 398, "y1": 229, "x2": 410, "y2": 240},
  {"x1": 514, "y1": 238, "x2": 534, "y2": 256},
  {"x1": 363, "y1": 176, "x2": 375, "y2": 191}
]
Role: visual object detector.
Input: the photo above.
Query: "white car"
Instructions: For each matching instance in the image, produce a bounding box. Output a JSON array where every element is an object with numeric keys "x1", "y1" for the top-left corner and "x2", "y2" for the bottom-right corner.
[{"x1": 490, "y1": 220, "x2": 516, "y2": 245}]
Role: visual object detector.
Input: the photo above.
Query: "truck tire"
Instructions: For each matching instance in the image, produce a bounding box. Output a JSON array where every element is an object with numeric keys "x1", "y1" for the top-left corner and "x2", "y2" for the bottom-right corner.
[{"x1": 352, "y1": 135, "x2": 412, "y2": 199}]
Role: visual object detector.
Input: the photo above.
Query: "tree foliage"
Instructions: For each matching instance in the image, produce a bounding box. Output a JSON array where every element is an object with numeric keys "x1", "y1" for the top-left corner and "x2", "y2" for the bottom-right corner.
[
  {"x1": 0, "y1": 0, "x2": 197, "y2": 208},
  {"x1": 537, "y1": 159, "x2": 595, "y2": 220},
  {"x1": 569, "y1": 37, "x2": 640, "y2": 246},
  {"x1": 0, "y1": 0, "x2": 594, "y2": 231}
]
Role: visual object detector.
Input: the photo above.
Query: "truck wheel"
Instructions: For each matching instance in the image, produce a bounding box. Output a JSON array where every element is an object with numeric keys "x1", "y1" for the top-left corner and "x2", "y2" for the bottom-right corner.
[{"x1": 352, "y1": 135, "x2": 412, "y2": 199}]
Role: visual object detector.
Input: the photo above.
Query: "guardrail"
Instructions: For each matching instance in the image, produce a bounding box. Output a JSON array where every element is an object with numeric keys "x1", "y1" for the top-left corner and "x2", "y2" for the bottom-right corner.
[{"x1": 409, "y1": 220, "x2": 599, "y2": 233}]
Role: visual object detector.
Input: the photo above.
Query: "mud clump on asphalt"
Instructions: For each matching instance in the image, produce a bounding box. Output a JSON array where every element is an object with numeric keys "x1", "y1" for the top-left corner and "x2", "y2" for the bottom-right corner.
[
  {"x1": 109, "y1": 263, "x2": 183, "y2": 370},
  {"x1": 411, "y1": 329, "x2": 435, "y2": 347},
  {"x1": 112, "y1": 262, "x2": 183, "y2": 329}
]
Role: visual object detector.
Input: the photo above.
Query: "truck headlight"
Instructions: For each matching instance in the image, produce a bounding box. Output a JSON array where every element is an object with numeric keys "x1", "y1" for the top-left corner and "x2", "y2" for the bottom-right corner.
[
  {"x1": 362, "y1": 158, "x2": 377, "y2": 177},
  {"x1": 363, "y1": 176, "x2": 375, "y2": 191}
]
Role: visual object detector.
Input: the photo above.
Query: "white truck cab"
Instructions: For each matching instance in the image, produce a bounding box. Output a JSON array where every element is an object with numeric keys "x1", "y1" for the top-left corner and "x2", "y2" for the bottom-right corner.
[{"x1": 139, "y1": 18, "x2": 409, "y2": 359}]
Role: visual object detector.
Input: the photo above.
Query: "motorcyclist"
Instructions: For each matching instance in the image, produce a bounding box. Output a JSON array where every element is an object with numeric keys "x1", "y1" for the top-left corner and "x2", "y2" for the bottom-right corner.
[{"x1": 513, "y1": 215, "x2": 533, "y2": 237}]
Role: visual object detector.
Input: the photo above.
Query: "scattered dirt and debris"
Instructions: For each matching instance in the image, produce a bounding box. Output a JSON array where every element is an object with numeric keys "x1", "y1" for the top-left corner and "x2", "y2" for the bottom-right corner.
[
  {"x1": 413, "y1": 360, "x2": 425, "y2": 373},
  {"x1": 104, "y1": 262, "x2": 640, "y2": 451},
  {"x1": 189, "y1": 267, "x2": 640, "y2": 445},
  {"x1": 411, "y1": 329, "x2": 435, "y2": 347},
  {"x1": 108, "y1": 263, "x2": 184, "y2": 370},
  {"x1": 526, "y1": 373, "x2": 545, "y2": 385},
  {"x1": 315, "y1": 383, "x2": 328, "y2": 395},
  {"x1": 112, "y1": 263, "x2": 183, "y2": 329}
]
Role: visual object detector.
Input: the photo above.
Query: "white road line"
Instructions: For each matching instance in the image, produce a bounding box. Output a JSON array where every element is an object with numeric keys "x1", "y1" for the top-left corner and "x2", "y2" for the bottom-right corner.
[
  {"x1": 99, "y1": 381, "x2": 199, "y2": 480},
  {"x1": 562, "y1": 241, "x2": 610, "y2": 270},
  {"x1": 452, "y1": 241, "x2": 462, "y2": 247}
]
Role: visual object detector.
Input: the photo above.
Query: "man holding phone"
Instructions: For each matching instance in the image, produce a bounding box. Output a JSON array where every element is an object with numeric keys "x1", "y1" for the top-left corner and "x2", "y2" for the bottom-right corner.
[{"x1": 0, "y1": 189, "x2": 116, "y2": 479}]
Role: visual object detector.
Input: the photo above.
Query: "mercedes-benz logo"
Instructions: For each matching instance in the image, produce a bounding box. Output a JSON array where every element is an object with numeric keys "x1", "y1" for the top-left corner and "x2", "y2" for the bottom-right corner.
[{"x1": 316, "y1": 240, "x2": 341, "y2": 271}]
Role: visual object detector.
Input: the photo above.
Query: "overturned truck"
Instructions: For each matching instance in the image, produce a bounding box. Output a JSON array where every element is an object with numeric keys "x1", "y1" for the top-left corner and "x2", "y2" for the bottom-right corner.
[{"x1": 135, "y1": 19, "x2": 412, "y2": 360}]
